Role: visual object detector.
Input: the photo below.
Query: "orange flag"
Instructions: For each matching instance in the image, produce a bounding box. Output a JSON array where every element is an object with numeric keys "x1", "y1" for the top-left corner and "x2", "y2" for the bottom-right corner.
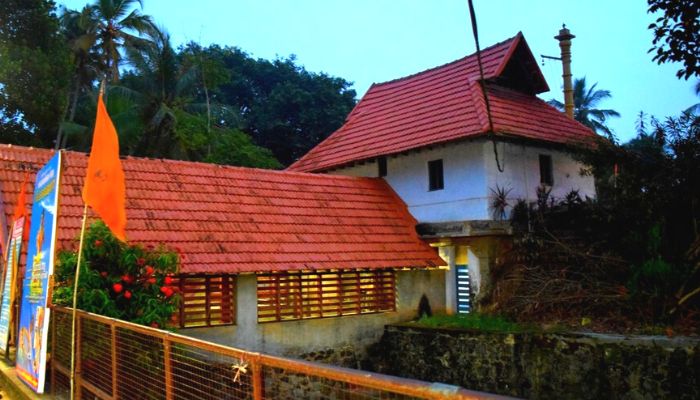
[
  {"x1": 82, "y1": 93, "x2": 127, "y2": 242},
  {"x1": 12, "y1": 172, "x2": 30, "y2": 241},
  {"x1": 12, "y1": 173, "x2": 28, "y2": 222}
]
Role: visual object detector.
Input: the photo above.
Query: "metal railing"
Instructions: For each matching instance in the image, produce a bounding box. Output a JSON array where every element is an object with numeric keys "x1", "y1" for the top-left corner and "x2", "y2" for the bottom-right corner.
[{"x1": 51, "y1": 306, "x2": 511, "y2": 400}]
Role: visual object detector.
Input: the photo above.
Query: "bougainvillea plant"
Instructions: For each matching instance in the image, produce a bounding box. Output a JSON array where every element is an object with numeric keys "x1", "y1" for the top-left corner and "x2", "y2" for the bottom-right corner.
[{"x1": 53, "y1": 221, "x2": 180, "y2": 328}]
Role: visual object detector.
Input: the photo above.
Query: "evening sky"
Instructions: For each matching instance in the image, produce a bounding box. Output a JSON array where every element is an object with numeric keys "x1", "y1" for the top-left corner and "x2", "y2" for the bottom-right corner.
[{"x1": 60, "y1": 0, "x2": 699, "y2": 142}]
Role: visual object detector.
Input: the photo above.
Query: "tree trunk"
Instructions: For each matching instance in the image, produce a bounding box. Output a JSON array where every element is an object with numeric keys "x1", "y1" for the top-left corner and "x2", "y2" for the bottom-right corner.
[{"x1": 55, "y1": 73, "x2": 81, "y2": 150}]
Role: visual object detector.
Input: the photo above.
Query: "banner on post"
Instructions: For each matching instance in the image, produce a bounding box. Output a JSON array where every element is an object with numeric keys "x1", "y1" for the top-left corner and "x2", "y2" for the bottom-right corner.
[
  {"x1": 0, "y1": 217, "x2": 25, "y2": 353},
  {"x1": 16, "y1": 153, "x2": 61, "y2": 393}
]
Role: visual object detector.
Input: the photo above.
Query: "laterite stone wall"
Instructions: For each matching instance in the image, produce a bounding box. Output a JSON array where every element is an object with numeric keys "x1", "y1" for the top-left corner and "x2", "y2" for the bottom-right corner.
[{"x1": 365, "y1": 325, "x2": 700, "y2": 399}]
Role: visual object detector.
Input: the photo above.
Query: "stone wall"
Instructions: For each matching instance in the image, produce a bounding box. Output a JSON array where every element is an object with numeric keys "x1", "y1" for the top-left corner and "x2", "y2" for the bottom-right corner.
[{"x1": 365, "y1": 325, "x2": 700, "y2": 399}]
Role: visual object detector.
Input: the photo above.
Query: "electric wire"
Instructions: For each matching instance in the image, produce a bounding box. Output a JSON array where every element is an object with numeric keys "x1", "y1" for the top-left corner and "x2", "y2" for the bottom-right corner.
[{"x1": 467, "y1": 0, "x2": 504, "y2": 173}]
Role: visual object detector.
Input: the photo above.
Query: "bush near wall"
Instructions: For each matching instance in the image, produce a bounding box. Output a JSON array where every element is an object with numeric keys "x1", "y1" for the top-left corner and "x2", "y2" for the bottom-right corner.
[
  {"x1": 53, "y1": 221, "x2": 180, "y2": 328},
  {"x1": 482, "y1": 113, "x2": 700, "y2": 333}
]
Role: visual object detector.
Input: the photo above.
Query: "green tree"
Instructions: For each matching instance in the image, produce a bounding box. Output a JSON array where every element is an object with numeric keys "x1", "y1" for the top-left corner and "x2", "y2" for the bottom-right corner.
[
  {"x1": 0, "y1": 0, "x2": 71, "y2": 146},
  {"x1": 199, "y1": 46, "x2": 357, "y2": 166},
  {"x1": 102, "y1": 31, "x2": 280, "y2": 168},
  {"x1": 648, "y1": 0, "x2": 699, "y2": 80},
  {"x1": 548, "y1": 77, "x2": 620, "y2": 139}
]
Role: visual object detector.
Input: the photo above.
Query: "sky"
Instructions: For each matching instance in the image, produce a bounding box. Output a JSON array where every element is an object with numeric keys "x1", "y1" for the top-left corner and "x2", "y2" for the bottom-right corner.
[{"x1": 61, "y1": 0, "x2": 698, "y2": 143}]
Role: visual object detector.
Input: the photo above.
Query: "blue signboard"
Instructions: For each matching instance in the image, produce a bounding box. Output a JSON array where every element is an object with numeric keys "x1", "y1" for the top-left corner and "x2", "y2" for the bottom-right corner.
[{"x1": 16, "y1": 152, "x2": 61, "y2": 393}]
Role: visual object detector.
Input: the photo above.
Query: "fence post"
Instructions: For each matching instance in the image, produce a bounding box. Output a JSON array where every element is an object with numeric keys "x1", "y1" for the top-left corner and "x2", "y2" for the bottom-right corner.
[
  {"x1": 252, "y1": 361, "x2": 264, "y2": 400},
  {"x1": 50, "y1": 311, "x2": 56, "y2": 397},
  {"x1": 163, "y1": 335, "x2": 173, "y2": 400},
  {"x1": 75, "y1": 313, "x2": 82, "y2": 400},
  {"x1": 111, "y1": 323, "x2": 118, "y2": 398}
]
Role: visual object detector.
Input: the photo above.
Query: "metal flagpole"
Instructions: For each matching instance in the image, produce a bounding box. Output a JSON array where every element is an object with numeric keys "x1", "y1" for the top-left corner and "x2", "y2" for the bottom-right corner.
[
  {"x1": 1, "y1": 230, "x2": 12, "y2": 361},
  {"x1": 70, "y1": 79, "x2": 105, "y2": 400},
  {"x1": 69, "y1": 204, "x2": 88, "y2": 400}
]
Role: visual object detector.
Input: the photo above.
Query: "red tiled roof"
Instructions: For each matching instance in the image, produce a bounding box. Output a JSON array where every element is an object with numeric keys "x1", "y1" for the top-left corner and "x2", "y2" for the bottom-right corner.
[
  {"x1": 288, "y1": 33, "x2": 597, "y2": 173},
  {"x1": 0, "y1": 144, "x2": 444, "y2": 274}
]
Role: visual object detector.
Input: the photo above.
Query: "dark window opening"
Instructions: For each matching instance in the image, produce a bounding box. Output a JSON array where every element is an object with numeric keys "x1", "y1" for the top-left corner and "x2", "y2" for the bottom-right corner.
[
  {"x1": 539, "y1": 154, "x2": 553, "y2": 186},
  {"x1": 428, "y1": 159, "x2": 444, "y2": 191},
  {"x1": 378, "y1": 156, "x2": 387, "y2": 177}
]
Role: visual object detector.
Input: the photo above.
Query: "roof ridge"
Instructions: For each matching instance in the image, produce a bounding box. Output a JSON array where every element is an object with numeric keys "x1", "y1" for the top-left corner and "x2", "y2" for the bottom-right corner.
[
  {"x1": 1, "y1": 143, "x2": 445, "y2": 273},
  {"x1": 0, "y1": 143, "x2": 383, "y2": 183},
  {"x1": 371, "y1": 33, "x2": 521, "y2": 88},
  {"x1": 468, "y1": 81, "x2": 491, "y2": 133},
  {"x1": 493, "y1": 31, "x2": 523, "y2": 77}
]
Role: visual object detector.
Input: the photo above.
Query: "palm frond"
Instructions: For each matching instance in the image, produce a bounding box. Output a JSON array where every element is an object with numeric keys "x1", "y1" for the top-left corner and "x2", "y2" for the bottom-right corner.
[
  {"x1": 175, "y1": 66, "x2": 199, "y2": 96},
  {"x1": 98, "y1": 0, "x2": 116, "y2": 20},
  {"x1": 588, "y1": 109, "x2": 621, "y2": 121},
  {"x1": 107, "y1": 85, "x2": 146, "y2": 105},
  {"x1": 59, "y1": 121, "x2": 89, "y2": 138},
  {"x1": 586, "y1": 89, "x2": 613, "y2": 106},
  {"x1": 149, "y1": 103, "x2": 175, "y2": 130},
  {"x1": 119, "y1": 9, "x2": 156, "y2": 35},
  {"x1": 547, "y1": 99, "x2": 564, "y2": 111}
]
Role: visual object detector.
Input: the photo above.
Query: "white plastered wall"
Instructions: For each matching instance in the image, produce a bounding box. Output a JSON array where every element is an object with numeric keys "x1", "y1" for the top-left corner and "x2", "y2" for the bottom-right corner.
[
  {"x1": 485, "y1": 140, "x2": 596, "y2": 211},
  {"x1": 333, "y1": 139, "x2": 595, "y2": 223},
  {"x1": 334, "y1": 140, "x2": 491, "y2": 222}
]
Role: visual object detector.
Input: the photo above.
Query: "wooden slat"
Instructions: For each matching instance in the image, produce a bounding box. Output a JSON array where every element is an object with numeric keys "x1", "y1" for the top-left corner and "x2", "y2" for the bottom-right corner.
[
  {"x1": 257, "y1": 269, "x2": 396, "y2": 323},
  {"x1": 174, "y1": 274, "x2": 236, "y2": 328}
]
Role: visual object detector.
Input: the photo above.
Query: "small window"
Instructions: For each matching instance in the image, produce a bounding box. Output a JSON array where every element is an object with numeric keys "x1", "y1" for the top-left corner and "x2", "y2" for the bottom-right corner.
[
  {"x1": 539, "y1": 154, "x2": 553, "y2": 186},
  {"x1": 378, "y1": 156, "x2": 387, "y2": 177},
  {"x1": 428, "y1": 159, "x2": 444, "y2": 191}
]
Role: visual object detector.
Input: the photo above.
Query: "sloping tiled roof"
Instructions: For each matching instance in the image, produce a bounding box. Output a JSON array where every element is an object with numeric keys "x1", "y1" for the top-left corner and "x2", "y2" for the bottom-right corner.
[
  {"x1": 288, "y1": 33, "x2": 597, "y2": 173},
  {"x1": 0, "y1": 144, "x2": 444, "y2": 274}
]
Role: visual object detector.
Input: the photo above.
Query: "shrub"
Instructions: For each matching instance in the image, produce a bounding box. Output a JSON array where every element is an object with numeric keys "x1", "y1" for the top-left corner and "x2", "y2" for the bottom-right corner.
[{"x1": 53, "y1": 221, "x2": 180, "y2": 328}]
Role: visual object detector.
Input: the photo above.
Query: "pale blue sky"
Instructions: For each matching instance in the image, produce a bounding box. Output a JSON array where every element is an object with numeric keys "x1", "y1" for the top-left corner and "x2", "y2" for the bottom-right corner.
[{"x1": 61, "y1": 0, "x2": 698, "y2": 142}]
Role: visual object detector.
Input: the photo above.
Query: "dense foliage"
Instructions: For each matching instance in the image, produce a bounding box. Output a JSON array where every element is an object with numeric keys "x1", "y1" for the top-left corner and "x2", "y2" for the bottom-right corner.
[
  {"x1": 648, "y1": 0, "x2": 699, "y2": 79},
  {"x1": 0, "y1": 0, "x2": 71, "y2": 146},
  {"x1": 0, "y1": 0, "x2": 356, "y2": 168},
  {"x1": 195, "y1": 45, "x2": 356, "y2": 165},
  {"x1": 487, "y1": 111, "x2": 700, "y2": 333},
  {"x1": 53, "y1": 221, "x2": 180, "y2": 328}
]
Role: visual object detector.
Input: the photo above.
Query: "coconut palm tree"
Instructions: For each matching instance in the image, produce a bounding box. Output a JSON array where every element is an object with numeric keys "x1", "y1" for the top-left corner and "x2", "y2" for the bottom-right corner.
[
  {"x1": 55, "y1": 0, "x2": 155, "y2": 148},
  {"x1": 548, "y1": 77, "x2": 620, "y2": 139},
  {"x1": 56, "y1": 5, "x2": 101, "y2": 148},
  {"x1": 67, "y1": 0, "x2": 156, "y2": 83}
]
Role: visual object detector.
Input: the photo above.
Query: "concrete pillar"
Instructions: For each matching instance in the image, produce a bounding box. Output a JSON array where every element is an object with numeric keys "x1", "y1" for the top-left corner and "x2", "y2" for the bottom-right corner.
[
  {"x1": 439, "y1": 246, "x2": 457, "y2": 314},
  {"x1": 467, "y1": 247, "x2": 482, "y2": 300},
  {"x1": 467, "y1": 241, "x2": 494, "y2": 309},
  {"x1": 235, "y1": 273, "x2": 260, "y2": 350}
]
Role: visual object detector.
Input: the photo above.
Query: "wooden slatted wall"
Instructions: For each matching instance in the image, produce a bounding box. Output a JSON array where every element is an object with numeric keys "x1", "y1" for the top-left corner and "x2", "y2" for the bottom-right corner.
[
  {"x1": 257, "y1": 269, "x2": 396, "y2": 323},
  {"x1": 172, "y1": 274, "x2": 236, "y2": 328}
]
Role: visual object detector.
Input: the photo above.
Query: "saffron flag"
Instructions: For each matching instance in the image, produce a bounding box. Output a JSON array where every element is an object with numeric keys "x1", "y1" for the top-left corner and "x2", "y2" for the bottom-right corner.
[
  {"x1": 12, "y1": 173, "x2": 28, "y2": 221},
  {"x1": 12, "y1": 173, "x2": 30, "y2": 241},
  {"x1": 82, "y1": 94, "x2": 127, "y2": 242}
]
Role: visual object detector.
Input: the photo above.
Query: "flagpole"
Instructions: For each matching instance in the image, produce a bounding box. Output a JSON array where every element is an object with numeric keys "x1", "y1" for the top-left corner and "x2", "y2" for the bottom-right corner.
[
  {"x1": 0, "y1": 232, "x2": 12, "y2": 361},
  {"x1": 69, "y1": 204, "x2": 88, "y2": 400},
  {"x1": 70, "y1": 80, "x2": 106, "y2": 400}
]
